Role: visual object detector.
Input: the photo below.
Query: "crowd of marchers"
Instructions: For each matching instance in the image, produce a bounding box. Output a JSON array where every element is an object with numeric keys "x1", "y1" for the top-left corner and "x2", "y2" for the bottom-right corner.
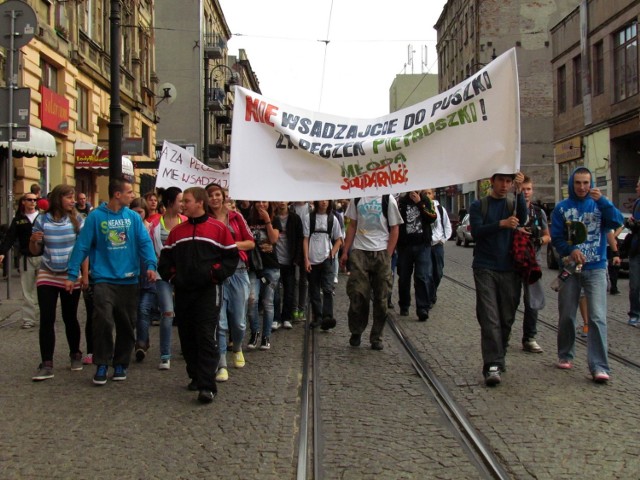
[{"x1": 0, "y1": 167, "x2": 633, "y2": 402}]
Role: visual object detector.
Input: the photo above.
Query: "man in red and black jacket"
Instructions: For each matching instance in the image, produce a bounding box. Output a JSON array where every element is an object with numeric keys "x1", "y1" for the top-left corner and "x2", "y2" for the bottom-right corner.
[{"x1": 158, "y1": 187, "x2": 239, "y2": 404}]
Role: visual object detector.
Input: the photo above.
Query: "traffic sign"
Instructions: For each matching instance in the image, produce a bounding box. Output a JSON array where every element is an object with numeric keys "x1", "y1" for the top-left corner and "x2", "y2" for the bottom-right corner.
[
  {"x1": 0, "y1": 0, "x2": 37, "y2": 49},
  {"x1": 0, "y1": 126, "x2": 29, "y2": 142},
  {"x1": 0, "y1": 87, "x2": 30, "y2": 126}
]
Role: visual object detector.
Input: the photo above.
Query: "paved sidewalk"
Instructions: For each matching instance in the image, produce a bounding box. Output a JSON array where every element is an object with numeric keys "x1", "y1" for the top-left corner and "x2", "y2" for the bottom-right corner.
[{"x1": 0, "y1": 273, "x2": 26, "y2": 325}]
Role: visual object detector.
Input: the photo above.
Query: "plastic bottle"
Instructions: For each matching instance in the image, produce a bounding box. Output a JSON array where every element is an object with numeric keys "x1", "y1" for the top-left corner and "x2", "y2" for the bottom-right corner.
[{"x1": 550, "y1": 261, "x2": 582, "y2": 292}]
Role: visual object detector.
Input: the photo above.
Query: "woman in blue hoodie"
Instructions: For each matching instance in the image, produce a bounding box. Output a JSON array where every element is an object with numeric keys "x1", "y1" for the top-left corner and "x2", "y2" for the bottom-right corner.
[{"x1": 550, "y1": 167, "x2": 623, "y2": 383}]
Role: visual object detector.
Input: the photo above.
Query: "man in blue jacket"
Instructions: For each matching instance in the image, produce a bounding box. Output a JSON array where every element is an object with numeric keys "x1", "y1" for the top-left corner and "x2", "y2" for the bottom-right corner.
[
  {"x1": 551, "y1": 167, "x2": 623, "y2": 383},
  {"x1": 66, "y1": 177, "x2": 157, "y2": 385},
  {"x1": 470, "y1": 171, "x2": 527, "y2": 387}
]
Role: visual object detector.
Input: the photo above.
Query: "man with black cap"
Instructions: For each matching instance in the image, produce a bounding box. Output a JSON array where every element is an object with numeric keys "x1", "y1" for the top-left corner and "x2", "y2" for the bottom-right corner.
[{"x1": 469, "y1": 171, "x2": 527, "y2": 386}]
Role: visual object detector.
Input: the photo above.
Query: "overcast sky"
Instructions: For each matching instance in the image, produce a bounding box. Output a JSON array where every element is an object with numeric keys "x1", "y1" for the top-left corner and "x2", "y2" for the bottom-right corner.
[{"x1": 219, "y1": 0, "x2": 448, "y2": 119}]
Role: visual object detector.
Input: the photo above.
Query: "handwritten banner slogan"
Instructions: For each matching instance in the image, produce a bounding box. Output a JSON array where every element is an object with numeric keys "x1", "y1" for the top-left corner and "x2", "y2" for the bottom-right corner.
[
  {"x1": 229, "y1": 48, "x2": 520, "y2": 202},
  {"x1": 156, "y1": 141, "x2": 229, "y2": 191}
]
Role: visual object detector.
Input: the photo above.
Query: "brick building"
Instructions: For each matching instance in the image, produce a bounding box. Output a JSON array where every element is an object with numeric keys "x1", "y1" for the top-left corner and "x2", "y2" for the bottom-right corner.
[
  {"x1": 0, "y1": 0, "x2": 159, "y2": 221},
  {"x1": 435, "y1": 0, "x2": 582, "y2": 208},
  {"x1": 552, "y1": 0, "x2": 640, "y2": 211}
]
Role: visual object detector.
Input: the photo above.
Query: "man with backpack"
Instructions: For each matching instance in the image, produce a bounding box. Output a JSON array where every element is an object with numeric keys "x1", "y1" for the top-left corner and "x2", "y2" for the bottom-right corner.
[
  {"x1": 519, "y1": 175, "x2": 551, "y2": 354},
  {"x1": 303, "y1": 200, "x2": 343, "y2": 330},
  {"x1": 469, "y1": 172, "x2": 527, "y2": 387},
  {"x1": 424, "y1": 189, "x2": 452, "y2": 307},
  {"x1": 396, "y1": 190, "x2": 438, "y2": 321},
  {"x1": 340, "y1": 195, "x2": 403, "y2": 350}
]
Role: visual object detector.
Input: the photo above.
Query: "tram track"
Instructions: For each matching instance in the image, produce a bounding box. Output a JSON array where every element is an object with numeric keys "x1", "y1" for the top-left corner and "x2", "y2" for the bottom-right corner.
[
  {"x1": 387, "y1": 314, "x2": 511, "y2": 480},
  {"x1": 296, "y1": 304, "x2": 321, "y2": 480},
  {"x1": 297, "y1": 294, "x2": 511, "y2": 479},
  {"x1": 442, "y1": 268, "x2": 640, "y2": 372},
  {"x1": 293, "y1": 251, "x2": 637, "y2": 478}
]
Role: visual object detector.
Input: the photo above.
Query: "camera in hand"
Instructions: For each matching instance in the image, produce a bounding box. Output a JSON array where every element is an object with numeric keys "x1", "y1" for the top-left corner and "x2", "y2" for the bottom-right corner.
[{"x1": 257, "y1": 271, "x2": 270, "y2": 286}]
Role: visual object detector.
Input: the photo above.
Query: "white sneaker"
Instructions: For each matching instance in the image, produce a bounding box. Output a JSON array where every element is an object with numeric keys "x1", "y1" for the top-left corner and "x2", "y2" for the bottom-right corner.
[
  {"x1": 271, "y1": 321, "x2": 281, "y2": 331},
  {"x1": 158, "y1": 359, "x2": 171, "y2": 370},
  {"x1": 522, "y1": 339, "x2": 543, "y2": 353},
  {"x1": 283, "y1": 320, "x2": 293, "y2": 329}
]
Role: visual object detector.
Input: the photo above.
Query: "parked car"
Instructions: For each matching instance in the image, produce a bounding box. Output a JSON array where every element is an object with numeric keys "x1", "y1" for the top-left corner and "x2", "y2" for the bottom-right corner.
[
  {"x1": 455, "y1": 214, "x2": 474, "y2": 247},
  {"x1": 616, "y1": 214, "x2": 631, "y2": 277},
  {"x1": 546, "y1": 213, "x2": 630, "y2": 276}
]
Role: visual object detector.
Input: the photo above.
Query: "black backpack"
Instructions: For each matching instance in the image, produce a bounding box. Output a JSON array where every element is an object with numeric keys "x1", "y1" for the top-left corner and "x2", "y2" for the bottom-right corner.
[{"x1": 309, "y1": 211, "x2": 335, "y2": 238}]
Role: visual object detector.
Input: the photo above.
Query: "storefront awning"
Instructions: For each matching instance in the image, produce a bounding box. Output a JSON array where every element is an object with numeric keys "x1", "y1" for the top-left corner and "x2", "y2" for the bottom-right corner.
[
  {"x1": 75, "y1": 140, "x2": 133, "y2": 176},
  {"x1": 0, "y1": 126, "x2": 57, "y2": 157}
]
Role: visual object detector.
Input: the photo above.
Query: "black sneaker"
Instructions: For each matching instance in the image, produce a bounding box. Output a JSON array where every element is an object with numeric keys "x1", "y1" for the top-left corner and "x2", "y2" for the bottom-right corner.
[
  {"x1": 93, "y1": 364, "x2": 108, "y2": 385},
  {"x1": 260, "y1": 335, "x2": 271, "y2": 350},
  {"x1": 349, "y1": 334, "x2": 361, "y2": 347},
  {"x1": 247, "y1": 331, "x2": 260, "y2": 350},
  {"x1": 371, "y1": 341, "x2": 384, "y2": 351},
  {"x1": 112, "y1": 364, "x2": 127, "y2": 381},
  {"x1": 320, "y1": 317, "x2": 337, "y2": 330},
  {"x1": 198, "y1": 389, "x2": 216, "y2": 404},
  {"x1": 417, "y1": 310, "x2": 429, "y2": 322},
  {"x1": 187, "y1": 379, "x2": 198, "y2": 391},
  {"x1": 484, "y1": 366, "x2": 501, "y2": 387},
  {"x1": 135, "y1": 347, "x2": 146, "y2": 362},
  {"x1": 400, "y1": 309, "x2": 409, "y2": 317}
]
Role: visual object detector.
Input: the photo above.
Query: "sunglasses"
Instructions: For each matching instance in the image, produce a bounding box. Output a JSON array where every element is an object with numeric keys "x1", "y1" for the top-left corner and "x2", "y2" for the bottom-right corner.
[{"x1": 24, "y1": 198, "x2": 37, "y2": 202}]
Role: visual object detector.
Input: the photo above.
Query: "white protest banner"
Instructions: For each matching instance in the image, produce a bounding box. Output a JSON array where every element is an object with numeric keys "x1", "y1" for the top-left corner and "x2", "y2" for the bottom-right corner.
[
  {"x1": 156, "y1": 140, "x2": 229, "y2": 191},
  {"x1": 229, "y1": 48, "x2": 520, "y2": 201}
]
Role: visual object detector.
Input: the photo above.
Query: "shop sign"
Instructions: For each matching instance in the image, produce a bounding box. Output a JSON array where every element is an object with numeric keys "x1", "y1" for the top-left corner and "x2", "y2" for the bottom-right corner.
[
  {"x1": 553, "y1": 136, "x2": 582, "y2": 163},
  {"x1": 40, "y1": 86, "x2": 69, "y2": 135}
]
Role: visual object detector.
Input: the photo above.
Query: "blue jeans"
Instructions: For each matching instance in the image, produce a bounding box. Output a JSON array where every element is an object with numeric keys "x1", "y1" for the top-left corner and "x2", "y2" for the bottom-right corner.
[
  {"x1": 429, "y1": 243, "x2": 445, "y2": 301},
  {"x1": 218, "y1": 269, "x2": 250, "y2": 366},
  {"x1": 295, "y1": 264, "x2": 308, "y2": 312},
  {"x1": 628, "y1": 255, "x2": 640, "y2": 319},
  {"x1": 309, "y1": 257, "x2": 334, "y2": 321},
  {"x1": 522, "y1": 282, "x2": 538, "y2": 342},
  {"x1": 248, "y1": 268, "x2": 280, "y2": 337},
  {"x1": 557, "y1": 268, "x2": 609, "y2": 374},
  {"x1": 397, "y1": 243, "x2": 432, "y2": 313},
  {"x1": 156, "y1": 279, "x2": 175, "y2": 359},
  {"x1": 136, "y1": 287, "x2": 157, "y2": 350}
]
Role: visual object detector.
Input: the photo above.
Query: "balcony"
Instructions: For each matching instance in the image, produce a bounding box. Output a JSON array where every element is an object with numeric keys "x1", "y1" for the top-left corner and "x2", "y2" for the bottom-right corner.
[
  {"x1": 206, "y1": 87, "x2": 226, "y2": 111},
  {"x1": 203, "y1": 34, "x2": 227, "y2": 60}
]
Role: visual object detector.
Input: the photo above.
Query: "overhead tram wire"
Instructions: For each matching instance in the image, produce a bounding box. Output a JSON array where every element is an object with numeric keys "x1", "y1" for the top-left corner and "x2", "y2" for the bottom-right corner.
[{"x1": 317, "y1": 0, "x2": 335, "y2": 112}]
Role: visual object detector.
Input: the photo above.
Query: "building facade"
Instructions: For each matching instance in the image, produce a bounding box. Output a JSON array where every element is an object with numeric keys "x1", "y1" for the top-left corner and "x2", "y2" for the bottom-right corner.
[
  {"x1": 155, "y1": 0, "x2": 260, "y2": 171},
  {"x1": 435, "y1": 0, "x2": 582, "y2": 209},
  {"x1": 552, "y1": 0, "x2": 640, "y2": 211},
  {"x1": 0, "y1": 0, "x2": 159, "y2": 222}
]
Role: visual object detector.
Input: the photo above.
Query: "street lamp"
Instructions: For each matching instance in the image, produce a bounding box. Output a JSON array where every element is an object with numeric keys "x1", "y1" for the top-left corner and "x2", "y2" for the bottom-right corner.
[
  {"x1": 108, "y1": 0, "x2": 122, "y2": 180},
  {"x1": 467, "y1": 49, "x2": 498, "y2": 78},
  {"x1": 203, "y1": 63, "x2": 238, "y2": 164}
]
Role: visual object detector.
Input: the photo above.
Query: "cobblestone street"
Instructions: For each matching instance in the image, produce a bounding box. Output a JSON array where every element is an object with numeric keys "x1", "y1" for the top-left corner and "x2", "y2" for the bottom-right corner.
[{"x1": 1, "y1": 244, "x2": 638, "y2": 479}]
